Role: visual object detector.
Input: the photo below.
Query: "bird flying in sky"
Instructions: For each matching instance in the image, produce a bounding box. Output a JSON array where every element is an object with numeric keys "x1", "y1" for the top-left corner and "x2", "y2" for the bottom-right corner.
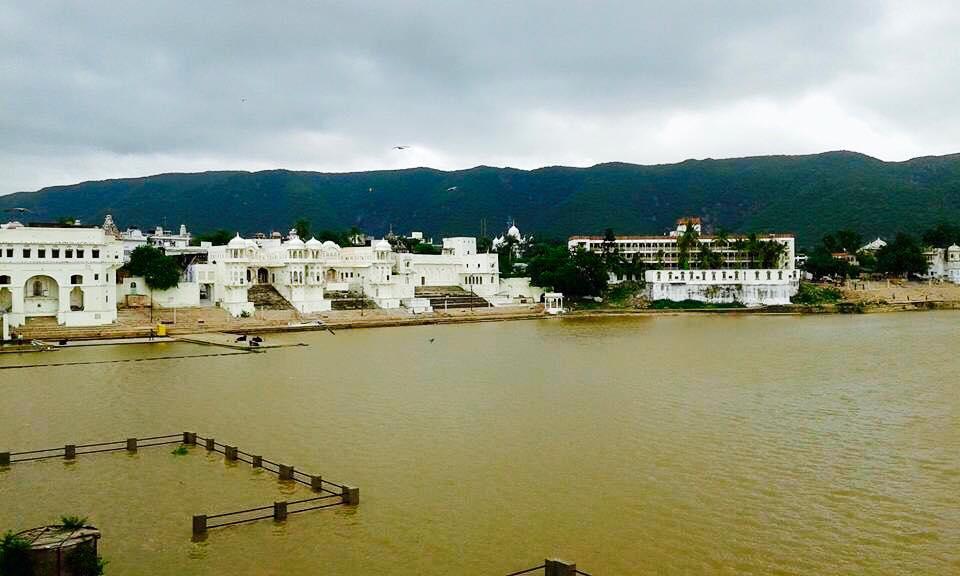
[
  {"x1": 446, "y1": 186, "x2": 458, "y2": 192},
  {"x1": 393, "y1": 145, "x2": 410, "y2": 150},
  {"x1": 4, "y1": 207, "x2": 31, "y2": 213}
]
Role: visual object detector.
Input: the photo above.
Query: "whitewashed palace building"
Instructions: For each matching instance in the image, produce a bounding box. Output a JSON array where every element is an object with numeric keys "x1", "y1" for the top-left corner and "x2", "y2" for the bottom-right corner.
[
  {"x1": 569, "y1": 218, "x2": 800, "y2": 306},
  {"x1": 2, "y1": 217, "x2": 507, "y2": 329}
]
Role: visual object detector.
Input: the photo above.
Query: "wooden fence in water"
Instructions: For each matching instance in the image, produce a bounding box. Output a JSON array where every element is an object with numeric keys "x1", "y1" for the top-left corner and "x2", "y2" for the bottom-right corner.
[{"x1": 2, "y1": 431, "x2": 359, "y2": 535}]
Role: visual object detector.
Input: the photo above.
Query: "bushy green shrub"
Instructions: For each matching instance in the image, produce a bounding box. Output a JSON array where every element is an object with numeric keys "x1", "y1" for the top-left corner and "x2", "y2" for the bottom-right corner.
[{"x1": 791, "y1": 283, "x2": 843, "y2": 305}]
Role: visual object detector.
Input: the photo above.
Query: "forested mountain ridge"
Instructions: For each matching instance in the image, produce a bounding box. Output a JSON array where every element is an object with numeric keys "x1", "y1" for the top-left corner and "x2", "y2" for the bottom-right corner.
[{"x1": 3, "y1": 151, "x2": 959, "y2": 248}]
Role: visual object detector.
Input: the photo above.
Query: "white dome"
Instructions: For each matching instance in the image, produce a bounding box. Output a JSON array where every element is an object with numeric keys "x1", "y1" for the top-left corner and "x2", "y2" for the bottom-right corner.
[
  {"x1": 507, "y1": 224, "x2": 521, "y2": 238},
  {"x1": 373, "y1": 239, "x2": 392, "y2": 252},
  {"x1": 321, "y1": 240, "x2": 340, "y2": 250},
  {"x1": 305, "y1": 237, "x2": 322, "y2": 247},
  {"x1": 948, "y1": 244, "x2": 960, "y2": 252},
  {"x1": 286, "y1": 236, "x2": 305, "y2": 248},
  {"x1": 227, "y1": 233, "x2": 246, "y2": 247}
]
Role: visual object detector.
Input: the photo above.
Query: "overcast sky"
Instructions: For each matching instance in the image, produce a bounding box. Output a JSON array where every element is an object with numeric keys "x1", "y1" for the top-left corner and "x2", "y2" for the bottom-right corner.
[{"x1": 1, "y1": 1, "x2": 958, "y2": 194}]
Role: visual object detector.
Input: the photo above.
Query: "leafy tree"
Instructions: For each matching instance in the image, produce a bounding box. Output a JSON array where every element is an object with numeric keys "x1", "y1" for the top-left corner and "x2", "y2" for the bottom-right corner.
[
  {"x1": 191, "y1": 229, "x2": 233, "y2": 246},
  {"x1": 293, "y1": 218, "x2": 311, "y2": 240},
  {"x1": 876, "y1": 233, "x2": 927, "y2": 277},
  {"x1": 921, "y1": 223, "x2": 960, "y2": 248},
  {"x1": 699, "y1": 243, "x2": 723, "y2": 269},
  {"x1": 412, "y1": 243, "x2": 441, "y2": 255},
  {"x1": 477, "y1": 236, "x2": 493, "y2": 253},
  {"x1": 126, "y1": 245, "x2": 181, "y2": 290},
  {"x1": 804, "y1": 246, "x2": 855, "y2": 279},
  {"x1": 0, "y1": 531, "x2": 32, "y2": 576},
  {"x1": 823, "y1": 229, "x2": 863, "y2": 254},
  {"x1": 526, "y1": 245, "x2": 608, "y2": 297},
  {"x1": 676, "y1": 222, "x2": 700, "y2": 269}
]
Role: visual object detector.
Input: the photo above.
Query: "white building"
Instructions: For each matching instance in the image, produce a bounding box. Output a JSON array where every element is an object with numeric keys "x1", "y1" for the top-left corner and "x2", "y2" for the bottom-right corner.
[
  {"x1": 0, "y1": 220, "x2": 124, "y2": 328},
  {"x1": 119, "y1": 223, "x2": 191, "y2": 261},
  {"x1": 571, "y1": 218, "x2": 798, "y2": 306},
  {"x1": 925, "y1": 245, "x2": 960, "y2": 283},
  {"x1": 200, "y1": 232, "x2": 501, "y2": 317},
  {"x1": 645, "y1": 268, "x2": 801, "y2": 306},
  {"x1": 568, "y1": 219, "x2": 796, "y2": 273}
]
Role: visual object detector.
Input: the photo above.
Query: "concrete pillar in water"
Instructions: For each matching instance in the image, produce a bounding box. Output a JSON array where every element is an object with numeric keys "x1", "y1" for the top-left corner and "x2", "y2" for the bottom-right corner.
[
  {"x1": 311, "y1": 475, "x2": 323, "y2": 491},
  {"x1": 224, "y1": 445, "x2": 238, "y2": 461},
  {"x1": 205, "y1": 437, "x2": 215, "y2": 451},
  {"x1": 341, "y1": 485, "x2": 360, "y2": 505},
  {"x1": 544, "y1": 559, "x2": 576, "y2": 576},
  {"x1": 192, "y1": 515, "x2": 207, "y2": 535},
  {"x1": 126, "y1": 438, "x2": 137, "y2": 452},
  {"x1": 64, "y1": 444, "x2": 76, "y2": 460},
  {"x1": 252, "y1": 455, "x2": 262, "y2": 468},
  {"x1": 183, "y1": 431, "x2": 197, "y2": 445},
  {"x1": 273, "y1": 501, "x2": 288, "y2": 521},
  {"x1": 0, "y1": 452, "x2": 9, "y2": 466},
  {"x1": 279, "y1": 464, "x2": 294, "y2": 480}
]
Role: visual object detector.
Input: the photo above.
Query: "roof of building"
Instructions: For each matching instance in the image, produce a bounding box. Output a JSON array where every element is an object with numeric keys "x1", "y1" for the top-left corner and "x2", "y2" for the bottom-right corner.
[
  {"x1": 228, "y1": 233, "x2": 246, "y2": 247},
  {"x1": 373, "y1": 239, "x2": 392, "y2": 251},
  {"x1": 568, "y1": 232, "x2": 794, "y2": 241},
  {"x1": 305, "y1": 237, "x2": 322, "y2": 247}
]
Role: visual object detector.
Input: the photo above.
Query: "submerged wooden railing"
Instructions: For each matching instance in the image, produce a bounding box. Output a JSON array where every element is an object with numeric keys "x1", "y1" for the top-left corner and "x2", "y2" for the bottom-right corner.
[
  {"x1": 2, "y1": 431, "x2": 359, "y2": 536},
  {"x1": 506, "y1": 559, "x2": 593, "y2": 576}
]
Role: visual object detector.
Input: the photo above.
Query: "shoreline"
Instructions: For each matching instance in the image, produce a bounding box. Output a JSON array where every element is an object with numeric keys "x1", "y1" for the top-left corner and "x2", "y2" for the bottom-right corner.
[{"x1": 4, "y1": 299, "x2": 958, "y2": 347}]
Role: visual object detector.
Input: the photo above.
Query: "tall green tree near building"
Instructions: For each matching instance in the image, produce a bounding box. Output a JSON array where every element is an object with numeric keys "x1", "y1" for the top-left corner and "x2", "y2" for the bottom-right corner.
[
  {"x1": 875, "y1": 234, "x2": 927, "y2": 277},
  {"x1": 127, "y1": 245, "x2": 181, "y2": 290},
  {"x1": 293, "y1": 218, "x2": 311, "y2": 240}
]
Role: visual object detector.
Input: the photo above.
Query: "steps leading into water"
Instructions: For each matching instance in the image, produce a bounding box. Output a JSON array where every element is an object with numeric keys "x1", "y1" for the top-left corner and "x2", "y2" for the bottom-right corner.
[
  {"x1": 325, "y1": 290, "x2": 378, "y2": 311},
  {"x1": 247, "y1": 284, "x2": 296, "y2": 311},
  {"x1": 414, "y1": 286, "x2": 490, "y2": 309}
]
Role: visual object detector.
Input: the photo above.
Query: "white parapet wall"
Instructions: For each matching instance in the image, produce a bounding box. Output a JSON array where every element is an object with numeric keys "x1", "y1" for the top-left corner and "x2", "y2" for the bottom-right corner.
[{"x1": 645, "y1": 268, "x2": 800, "y2": 306}]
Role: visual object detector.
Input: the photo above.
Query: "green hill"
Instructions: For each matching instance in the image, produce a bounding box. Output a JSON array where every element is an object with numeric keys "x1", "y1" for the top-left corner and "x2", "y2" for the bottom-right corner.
[{"x1": 2, "y1": 151, "x2": 959, "y2": 248}]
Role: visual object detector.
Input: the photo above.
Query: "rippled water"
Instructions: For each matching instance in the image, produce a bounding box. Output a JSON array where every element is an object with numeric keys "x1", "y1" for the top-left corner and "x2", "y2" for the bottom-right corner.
[{"x1": 1, "y1": 313, "x2": 958, "y2": 575}]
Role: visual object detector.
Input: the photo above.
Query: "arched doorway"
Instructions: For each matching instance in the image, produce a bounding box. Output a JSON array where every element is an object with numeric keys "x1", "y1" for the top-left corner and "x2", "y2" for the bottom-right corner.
[
  {"x1": 24, "y1": 275, "x2": 59, "y2": 316},
  {"x1": 257, "y1": 268, "x2": 269, "y2": 284},
  {"x1": 70, "y1": 286, "x2": 85, "y2": 311},
  {"x1": 0, "y1": 287, "x2": 12, "y2": 313}
]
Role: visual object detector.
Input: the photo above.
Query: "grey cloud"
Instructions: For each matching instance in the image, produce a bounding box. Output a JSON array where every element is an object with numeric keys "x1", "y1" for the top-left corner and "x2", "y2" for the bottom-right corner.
[{"x1": 0, "y1": 0, "x2": 955, "y2": 194}]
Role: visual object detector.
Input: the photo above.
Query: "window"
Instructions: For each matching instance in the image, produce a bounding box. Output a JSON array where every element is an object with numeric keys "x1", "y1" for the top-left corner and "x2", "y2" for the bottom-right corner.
[
  {"x1": 52, "y1": 249, "x2": 60, "y2": 258},
  {"x1": 71, "y1": 275, "x2": 83, "y2": 285},
  {"x1": 92, "y1": 249, "x2": 100, "y2": 258},
  {"x1": 0, "y1": 275, "x2": 9, "y2": 285},
  {"x1": 94, "y1": 273, "x2": 100, "y2": 281},
  {"x1": 66, "y1": 249, "x2": 73, "y2": 258},
  {"x1": 38, "y1": 249, "x2": 46, "y2": 258},
  {"x1": 77, "y1": 249, "x2": 85, "y2": 258},
  {"x1": 4, "y1": 249, "x2": 11, "y2": 258},
  {"x1": 32, "y1": 280, "x2": 43, "y2": 296},
  {"x1": 22, "y1": 249, "x2": 31, "y2": 258}
]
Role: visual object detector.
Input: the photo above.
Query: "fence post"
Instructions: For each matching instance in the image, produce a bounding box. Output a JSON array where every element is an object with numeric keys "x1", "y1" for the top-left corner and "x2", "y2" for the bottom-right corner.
[
  {"x1": 224, "y1": 445, "x2": 238, "y2": 461},
  {"x1": 279, "y1": 464, "x2": 294, "y2": 480},
  {"x1": 205, "y1": 437, "x2": 215, "y2": 451},
  {"x1": 545, "y1": 559, "x2": 576, "y2": 576},
  {"x1": 64, "y1": 444, "x2": 76, "y2": 460},
  {"x1": 0, "y1": 452, "x2": 9, "y2": 466},
  {"x1": 311, "y1": 475, "x2": 323, "y2": 491},
  {"x1": 341, "y1": 485, "x2": 360, "y2": 505},
  {"x1": 192, "y1": 515, "x2": 207, "y2": 535},
  {"x1": 126, "y1": 438, "x2": 138, "y2": 452},
  {"x1": 183, "y1": 432, "x2": 197, "y2": 445},
  {"x1": 273, "y1": 501, "x2": 288, "y2": 521},
  {"x1": 252, "y1": 455, "x2": 262, "y2": 468}
]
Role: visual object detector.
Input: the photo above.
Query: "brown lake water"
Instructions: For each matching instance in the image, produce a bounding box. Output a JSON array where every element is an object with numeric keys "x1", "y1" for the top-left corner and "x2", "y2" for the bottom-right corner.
[{"x1": 1, "y1": 313, "x2": 959, "y2": 575}]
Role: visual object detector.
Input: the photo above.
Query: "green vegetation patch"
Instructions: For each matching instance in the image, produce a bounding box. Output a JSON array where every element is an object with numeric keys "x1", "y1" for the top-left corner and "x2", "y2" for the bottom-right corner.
[{"x1": 792, "y1": 283, "x2": 843, "y2": 305}]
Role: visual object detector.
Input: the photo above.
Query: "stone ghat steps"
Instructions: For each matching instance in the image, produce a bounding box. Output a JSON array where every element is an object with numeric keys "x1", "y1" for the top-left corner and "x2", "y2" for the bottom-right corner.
[
  {"x1": 415, "y1": 287, "x2": 490, "y2": 309},
  {"x1": 248, "y1": 284, "x2": 295, "y2": 311},
  {"x1": 325, "y1": 290, "x2": 378, "y2": 310}
]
